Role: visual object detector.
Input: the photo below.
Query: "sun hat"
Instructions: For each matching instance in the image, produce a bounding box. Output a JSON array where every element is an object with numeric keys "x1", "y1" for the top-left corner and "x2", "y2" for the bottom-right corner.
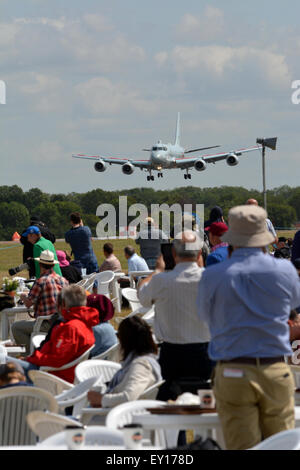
[
  {"x1": 34, "y1": 249, "x2": 59, "y2": 265},
  {"x1": 86, "y1": 294, "x2": 114, "y2": 322},
  {"x1": 221, "y1": 205, "x2": 275, "y2": 247},
  {"x1": 56, "y1": 250, "x2": 70, "y2": 268},
  {"x1": 205, "y1": 221, "x2": 228, "y2": 237},
  {"x1": 22, "y1": 225, "x2": 41, "y2": 237}
]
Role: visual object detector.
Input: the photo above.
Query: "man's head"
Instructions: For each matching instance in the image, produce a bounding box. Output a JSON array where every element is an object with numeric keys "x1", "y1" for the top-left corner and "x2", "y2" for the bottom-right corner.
[
  {"x1": 34, "y1": 249, "x2": 59, "y2": 272},
  {"x1": 277, "y1": 237, "x2": 287, "y2": 249},
  {"x1": 173, "y1": 230, "x2": 203, "y2": 264},
  {"x1": 222, "y1": 205, "x2": 275, "y2": 248},
  {"x1": 22, "y1": 225, "x2": 41, "y2": 245},
  {"x1": 205, "y1": 222, "x2": 228, "y2": 247},
  {"x1": 246, "y1": 198, "x2": 259, "y2": 206},
  {"x1": 70, "y1": 212, "x2": 82, "y2": 226},
  {"x1": 62, "y1": 285, "x2": 87, "y2": 309},
  {"x1": 103, "y1": 242, "x2": 114, "y2": 257},
  {"x1": 124, "y1": 245, "x2": 135, "y2": 260}
]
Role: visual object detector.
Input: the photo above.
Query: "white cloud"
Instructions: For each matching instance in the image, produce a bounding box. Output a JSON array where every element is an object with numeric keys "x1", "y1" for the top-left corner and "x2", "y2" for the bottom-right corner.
[
  {"x1": 161, "y1": 45, "x2": 291, "y2": 87},
  {"x1": 75, "y1": 77, "x2": 158, "y2": 115},
  {"x1": 83, "y1": 14, "x2": 114, "y2": 32},
  {"x1": 177, "y1": 7, "x2": 224, "y2": 41}
]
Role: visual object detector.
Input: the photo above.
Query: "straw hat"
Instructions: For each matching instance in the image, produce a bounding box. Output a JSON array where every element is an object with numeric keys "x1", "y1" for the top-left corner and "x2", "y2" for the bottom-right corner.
[{"x1": 34, "y1": 249, "x2": 59, "y2": 265}]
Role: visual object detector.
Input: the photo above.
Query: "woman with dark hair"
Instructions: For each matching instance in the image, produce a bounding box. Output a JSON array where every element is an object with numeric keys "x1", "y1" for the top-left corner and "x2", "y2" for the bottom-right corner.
[
  {"x1": 0, "y1": 362, "x2": 30, "y2": 389},
  {"x1": 86, "y1": 294, "x2": 118, "y2": 358},
  {"x1": 87, "y1": 315, "x2": 162, "y2": 408}
]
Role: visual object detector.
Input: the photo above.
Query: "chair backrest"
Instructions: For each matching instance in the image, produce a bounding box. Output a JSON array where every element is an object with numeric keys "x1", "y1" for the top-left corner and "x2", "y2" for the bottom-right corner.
[
  {"x1": 76, "y1": 273, "x2": 97, "y2": 291},
  {"x1": 140, "y1": 380, "x2": 165, "y2": 400},
  {"x1": 27, "y1": 411, "x2": 83, "y2": 441},
  {"x1": 28, "y1": 370, "x2": 73, "y2": 395},
  {"x1": 0, "y1": 386, "x2": 58, "y2": 446},
  {"x1": 94, "y1": 271, "x2": 115, "y2": 296},
  {"x1": 106, "y1": 399, "x2": 165, "y2": 429},
  {"x1": 249, "y1": 429, "x2": 300, "y2": 450},
  {"x1": 40, "y1": 345, "x2": 94, "y2": 372},
  {"x1": 121, "y1": 287, "x2": 142, "y2": 311},
  {"x1": 40, "y1": 426, "x2": 125, "y2": 447},
  {"x1": 75, "y1": 359, "x2": 121, "y2": 383},
  {"x1": 92, "y1": 343, "x2": 120, "y2": 362}
]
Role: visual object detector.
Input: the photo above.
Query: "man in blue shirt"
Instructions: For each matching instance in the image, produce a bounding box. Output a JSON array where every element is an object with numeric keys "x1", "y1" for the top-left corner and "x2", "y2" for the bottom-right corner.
[
  {"x1": 197, "y1": 204, "x2": 300, "y2": 450},
  {"x1": 124, "y1": 246, "x2": 150, "y2": 273},
  {"x1": 65, "y1": 212, "x2": 99, "y2": 275},
  {"x1": 205, "y1": 221, "x2": 229, "y2": 266}
]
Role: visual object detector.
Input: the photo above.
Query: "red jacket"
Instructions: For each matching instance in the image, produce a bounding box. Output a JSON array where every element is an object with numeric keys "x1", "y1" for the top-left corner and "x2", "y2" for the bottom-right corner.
[{"x1": 27, "y1": 306, "x2": 99, "y2": 383}]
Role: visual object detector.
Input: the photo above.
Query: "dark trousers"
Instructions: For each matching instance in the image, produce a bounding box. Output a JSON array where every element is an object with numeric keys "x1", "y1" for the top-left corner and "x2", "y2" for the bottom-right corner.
[{"x1": 157, "y1": 342, "x2": 215, "y2": 401}]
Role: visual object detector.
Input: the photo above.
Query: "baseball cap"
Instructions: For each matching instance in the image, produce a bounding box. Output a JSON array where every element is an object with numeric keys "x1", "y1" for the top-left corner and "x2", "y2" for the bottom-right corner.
[
  {"x1": 205, "y1": 222, "x2": 228, "y2": 237},
  {"x1": 22, "y1": 225, "x2": 41, "y2": 237}
]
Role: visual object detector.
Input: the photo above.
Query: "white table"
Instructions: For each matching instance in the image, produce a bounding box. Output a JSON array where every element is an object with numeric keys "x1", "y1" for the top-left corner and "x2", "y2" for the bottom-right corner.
[
  {"x1": 129, "y1": 271, "x2": 153, "y2": 288},
  {"x1": 0, "y1": 306, "x2": 34, "y2": 340},
  {"x1": 132, "y1": 410, "x2": 225, "y2": 448},
  {"x1": 80, "y1": 407, "x2": 110, "y2": 426},
  {"x1": 111, "y1": 273, "x2": 125, "y2": 314}
]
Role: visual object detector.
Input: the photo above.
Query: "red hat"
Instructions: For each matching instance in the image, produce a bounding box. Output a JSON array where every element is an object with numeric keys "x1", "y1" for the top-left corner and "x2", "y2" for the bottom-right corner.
[
  {"x1": 86, "y1": 294, "x2": 114, "y2": 322},
  {"x1": 205, "y1": 222, "x2": 228, "y2": 237}
]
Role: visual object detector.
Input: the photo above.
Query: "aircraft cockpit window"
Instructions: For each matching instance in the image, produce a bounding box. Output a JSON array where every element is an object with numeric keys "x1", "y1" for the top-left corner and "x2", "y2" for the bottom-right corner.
[
  {"x1": 163, "y1": 147, "x2": 167, "y2": 151},
  {"x1": 152, "y1": 147, "x2": 157, "y2": 151}
]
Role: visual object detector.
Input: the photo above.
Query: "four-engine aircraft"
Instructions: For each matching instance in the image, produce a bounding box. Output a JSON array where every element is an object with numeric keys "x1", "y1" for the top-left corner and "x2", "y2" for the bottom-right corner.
[{"x1": 72, "y1": 113, "x2": 261, "y2": 180}]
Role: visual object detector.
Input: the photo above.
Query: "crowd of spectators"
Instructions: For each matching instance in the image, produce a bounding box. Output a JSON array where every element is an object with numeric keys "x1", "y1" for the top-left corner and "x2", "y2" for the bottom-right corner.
[{"x1": 3, "y1": 203, "x2": 300, "y2": 451}]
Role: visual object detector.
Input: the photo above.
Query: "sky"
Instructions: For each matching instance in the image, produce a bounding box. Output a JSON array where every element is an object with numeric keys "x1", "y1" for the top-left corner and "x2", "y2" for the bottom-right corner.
[{"x1": 1, "y1": 0, "x2": 300, "y2": 195}]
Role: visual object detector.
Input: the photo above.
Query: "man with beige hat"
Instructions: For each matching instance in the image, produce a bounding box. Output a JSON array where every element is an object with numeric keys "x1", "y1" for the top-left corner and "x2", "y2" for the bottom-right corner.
[
  {"x1": 197, "y1": 204, "x2": 300, "y2": 450},
  {"x1": 12, "y1": 250, "x2": 68, "y2": 354}
]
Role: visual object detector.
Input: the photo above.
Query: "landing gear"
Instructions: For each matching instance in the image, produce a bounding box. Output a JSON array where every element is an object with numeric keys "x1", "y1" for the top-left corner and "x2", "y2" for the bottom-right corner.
[
  {"x1": 157, "y1": 172, "x2": 163, "y2": 178},
  {"x1": 184, "y1": 172, "x2": 192, "y2": 180},
  {"x1": 147, "y1": 174, "x2": 154, "y2": 181}
]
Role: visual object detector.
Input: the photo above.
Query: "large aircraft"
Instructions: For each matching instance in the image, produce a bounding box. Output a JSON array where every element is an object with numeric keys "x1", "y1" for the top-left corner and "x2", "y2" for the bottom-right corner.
[{"x1": 72, "y1": 113, "x2": 262, "y2": 181}]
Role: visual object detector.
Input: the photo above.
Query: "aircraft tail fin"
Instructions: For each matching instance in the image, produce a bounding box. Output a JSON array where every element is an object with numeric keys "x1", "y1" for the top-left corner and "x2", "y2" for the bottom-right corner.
[{"x1": 175, "y1": 112, "x2": 181, "y2": 146}]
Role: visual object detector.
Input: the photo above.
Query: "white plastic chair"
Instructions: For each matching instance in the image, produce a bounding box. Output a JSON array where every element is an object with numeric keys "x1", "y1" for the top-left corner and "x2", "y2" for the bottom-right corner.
[
  {"x1": 92, "y1": 342, "x2": 120, "y2": 362},
  {"x1": 140, "y1": 380, "x2": 165, "y2": 399},
  {"x1": 249, "y1": 429, "x2": 300, "y2": 450},
  {"x1": 27, "y1": 411, "x2": 83, "y2": 441},
  {"x1": 55, "y1": 376, "x2": 102, "y2": 417},
  {"x1": 121, "y1": 287, "x2": 143, "y2": 312},
  {"x1": 30, "y1": 333, "x2": 47, "y2": 353},
  {"x1": 75, "y1": 359, "x2": 121, "y2": 384},
  {"x1": 0, "y1": 386, "x2": 58, "y2": 446},
  {"x1": 40, "y1": 426, "x2": 125, "y2": 448},
  {"x1": 40, "y1": 345, "x2": 94, "y2": 377},
  {"x1": 105, "y1": 400, "x2": 169, "y2": 447},
  {"x1": 28, "y1": 370, "x2": 73, "y2": 395},
  {"x1": 93, "y1": 271, "x2": 115, "y2": 296},
  {"x1": 76, "y1": 273, "x2": 97, "y2": 292}
]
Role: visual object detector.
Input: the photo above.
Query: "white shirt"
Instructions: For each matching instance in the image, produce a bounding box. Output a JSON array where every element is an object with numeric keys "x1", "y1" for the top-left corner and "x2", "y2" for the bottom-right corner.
[{"x1": 138, "y1": 262, "x2": 211, "y2": 344}]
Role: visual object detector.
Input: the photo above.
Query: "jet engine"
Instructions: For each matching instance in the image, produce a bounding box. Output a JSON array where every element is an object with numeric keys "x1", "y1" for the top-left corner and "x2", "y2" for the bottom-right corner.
[
  {"x1": 226, "y1": 153, "x2": 239, "y2": 166},
  {"x1": 194, "y1": 159, "x2": 207, "y2": 171},
  {"x1": 94, "y1": 160, "x2": 107, "y2": 172},
  {"x1": 122, "y1": 163, "x2": 134, "y2": 175}
]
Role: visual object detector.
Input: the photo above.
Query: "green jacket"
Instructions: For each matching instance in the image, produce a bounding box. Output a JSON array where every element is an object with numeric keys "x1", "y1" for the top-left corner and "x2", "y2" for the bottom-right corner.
[{"x1": 33, "y1": 237, "x2": 62, "y2": 279}]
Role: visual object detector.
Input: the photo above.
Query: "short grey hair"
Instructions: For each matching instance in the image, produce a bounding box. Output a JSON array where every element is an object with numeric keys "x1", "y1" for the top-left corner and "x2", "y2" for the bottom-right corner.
[
  {"x1": 173, "y1": 230, "x2": 203, "y2": 259},
  {"x1": 62, "y1": 285, "x2": 87, "y2": 308}
]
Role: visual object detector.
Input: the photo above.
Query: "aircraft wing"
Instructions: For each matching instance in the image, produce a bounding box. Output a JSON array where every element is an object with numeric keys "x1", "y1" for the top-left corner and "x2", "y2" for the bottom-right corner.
[
  {"x1": 72, "y1": 154, "x2": 152, "y2": 170},
  {"x1": 175, "y1": 145, "x2": 262, "y2": 169}
]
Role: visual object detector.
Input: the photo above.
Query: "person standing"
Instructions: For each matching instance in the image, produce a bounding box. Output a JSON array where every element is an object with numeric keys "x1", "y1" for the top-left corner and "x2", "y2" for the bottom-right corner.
[
  {"x1": 138, "y1": 231, "x2": 213, "y2": 401},
  {"x1": 65, "y1": 212, "x2": 99, "y2": 275},
  {"x1": 197, "y1": 205, "x2": 300, "y2": 450},
  {"x1": 21, "y1": 225, "x2": 61, "y2": 279},
  {"x1": 135, "y1": 217, "x2": 168, "y2": 269}
]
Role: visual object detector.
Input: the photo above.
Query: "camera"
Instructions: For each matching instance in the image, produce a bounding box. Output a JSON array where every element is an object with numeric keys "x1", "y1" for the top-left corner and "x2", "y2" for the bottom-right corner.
[{"x1": 8, "y1": 262, "x2": 29, "y2": 276}]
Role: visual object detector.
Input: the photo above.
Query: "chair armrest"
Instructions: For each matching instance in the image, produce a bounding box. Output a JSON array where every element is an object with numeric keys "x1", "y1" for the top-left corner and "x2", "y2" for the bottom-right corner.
[{"x1": 32, "y1": 315, "x2": 52, "y2": 333}]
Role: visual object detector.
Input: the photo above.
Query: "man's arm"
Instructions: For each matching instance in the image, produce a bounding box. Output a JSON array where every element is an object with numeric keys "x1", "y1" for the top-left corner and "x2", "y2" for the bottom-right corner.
[{"x1": 138, "y1": 254, "x2": 165, "y2": 289}]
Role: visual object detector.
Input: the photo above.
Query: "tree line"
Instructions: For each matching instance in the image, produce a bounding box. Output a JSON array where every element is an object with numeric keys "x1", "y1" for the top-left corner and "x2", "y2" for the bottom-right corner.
[{"x1": 0, "y1": 184, "x2": 299, "y2": 241}]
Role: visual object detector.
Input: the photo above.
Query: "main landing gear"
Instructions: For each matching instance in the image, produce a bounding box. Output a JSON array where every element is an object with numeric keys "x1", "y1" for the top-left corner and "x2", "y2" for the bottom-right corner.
[
  {"x1": 157, "y1": 172, "x2": 163, "y2": 178},
  {"x1": 184, "y1": 170, "x2": 192, "y2": 180},
  {"x1": 147, "y1": 172, "x2": 154, "y2": 181}
]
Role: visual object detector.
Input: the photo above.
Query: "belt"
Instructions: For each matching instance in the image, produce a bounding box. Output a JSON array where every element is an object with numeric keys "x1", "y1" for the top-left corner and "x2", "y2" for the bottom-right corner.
[{"x1": 218, "y1": 356, "x2": 286, "y2": 365}]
